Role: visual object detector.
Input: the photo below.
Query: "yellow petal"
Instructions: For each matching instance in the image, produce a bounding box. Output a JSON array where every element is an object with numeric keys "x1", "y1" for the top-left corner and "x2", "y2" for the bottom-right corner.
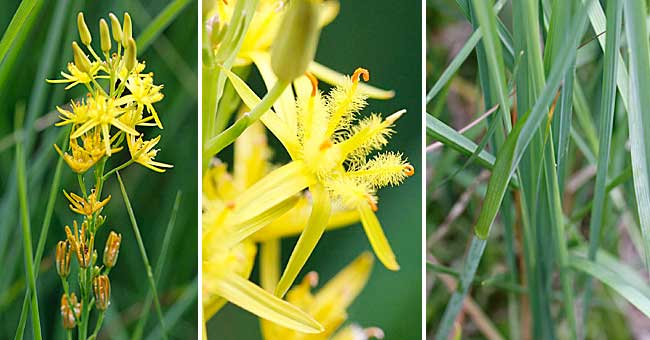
[
  {"x1": 275, "y1": 184, "x2": 332, "y2": 298},
  {"x1": 319, "y1": 1, "x2": 340, "y2": 27},
  {"x1": 358, "y1": 204, "x2": 399, "y2": 271},
  {"x1": 231, "y1": 161, "x2": 314, "y2": 226},
  {"x1": 207, "y1": 265, "x2": 324, "y2": 334},
  {"x1": 233, "y1": 121, "x2": 271, "y2": 188},
  {"x1": 211, "y1": 194, "x2": 300, "y2": 250},
  {"x1": 251, "y1": 198, "x2": 359, "y2": 241},
  {"x1": 260, "y1": 239, "x2": 281, "y2": 292},
  {"x1": 309, "y1": 61, "x2": 395, "y2": 99},
  {"x1": 220, "y1": 65, "x2": 300, "y2": 157}
]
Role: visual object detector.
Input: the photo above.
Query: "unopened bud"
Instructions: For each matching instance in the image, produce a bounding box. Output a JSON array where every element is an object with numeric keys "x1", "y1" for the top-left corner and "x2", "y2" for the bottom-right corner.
[
  {"x1": 100, "y1": 19, "x2": 111, "y2": 53},
  {"x1": 77, "y1": 12, "x2": 92, "y2": 45},
  {"x1": 72, "y1": 42, "x2": 91, "y2": 73},
  {"x1": 55, "y1": 240, "x2": 72, "y2": 278},
  {"x1": 109, "y1": 13, "x2": 123, "y2": 44},
  {"x1": 103, "y1": 231, "x2": 121, "y2": 268},
  {"x1": 123, "y1": 13, "x2": 133, "y2": 44},
  {"x1": 125, "y1": 37, "x2": 137, "y2": 72},
  {"x1": 271, "y1": 0, "x2": 321, "y2": 81},
  {"x1": 93, "y1": 275, "x2": 111, "y2": 311},
  {"x1": 60, "y1": 293, "x2": 81, "y2": 329}
]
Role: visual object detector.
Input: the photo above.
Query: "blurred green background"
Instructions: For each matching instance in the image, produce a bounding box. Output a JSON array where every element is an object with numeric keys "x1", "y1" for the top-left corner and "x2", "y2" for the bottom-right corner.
[
  {"x1": 0, "y1": 0, "x2": 197, "y2": 339},
  {"x1": 207, "y1": 0, "x2": 423, "y2": 339}
]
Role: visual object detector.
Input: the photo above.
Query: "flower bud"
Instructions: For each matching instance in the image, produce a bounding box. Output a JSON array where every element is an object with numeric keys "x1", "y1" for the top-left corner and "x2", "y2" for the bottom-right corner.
[
  {"x1": 125, "y1": 37, "x2": 137, "y2": 72},
  {"x1": 123, "y1": 13, "x2": 133, "y2": 44},
  {"x1": 60, "y1": 293, "x2": 81, "y2": 329},
  {"x1": 72, "y1": 41, "x2": 91, "y2": 73},
  {"x1": 271, "y1": 0, "x2": 322, "y2": 81},
  {"x1": 77, "y1": 12, "x2": 92, "y2": 45},
  {"x1": 93, "y1": 275, "x2": 111, "y2": 311},
  {"x1": 55, "y1": 240, "x2": 72, "y2": 278},
  {"x1": 109, "y1": 13, "x2": 123, "y2": 44},
  {"x1": 103, "y1": 231, "x2": 121, "y2": 268},
  {"x1": 99, "y1": 19, "x2": 111, "y2": 53}
]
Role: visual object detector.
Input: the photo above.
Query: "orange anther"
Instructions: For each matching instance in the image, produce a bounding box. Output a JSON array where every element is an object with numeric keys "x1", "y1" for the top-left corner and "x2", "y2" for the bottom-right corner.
[
  {"x1": 403, "y1": 164, "x2": 415, "y2": 176},
  {"x1": 351, "y1": 67, "x2": 370, "y2": 83},
  {"x1": 366, "y1": 195, "x2": 378, "y2": 212},
  {"x1": 226, "y1": 201, "x2": 235, "y2": 210},
  {"x1": 305, "y1": 72, "x2": 318, "y2": 97},
  {"x1": 319, "y1": 139, "x2": 332, "y2": 151}
]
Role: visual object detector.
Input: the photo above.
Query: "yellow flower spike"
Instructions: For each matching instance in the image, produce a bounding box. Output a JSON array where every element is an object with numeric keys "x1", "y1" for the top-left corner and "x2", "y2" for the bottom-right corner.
[
  {"x1": 127, "y1": 134, "x2": 173, "y2": 172},
  {"x1": 63, "y1": 189, "x2": 111, "y2": 217},
  {"x1": 358, "y1": 204, "x2": 399, "y2": 271},
  {"x1": 77, "y1": 12, "x2": 92, "y2": 46},
  {"x1": 65, "y1": 221, "x2": 94, "y2": 268},
  {"x1": 99, "y1": 18, "x2": 111, "y2": 53},
  {"x1": 108, "y1": 13, "x2": 122, "y2": 44},
  {"x1": 331, "y1": 325, "x2": 385, "y2": 340},
  {"x1": 71, "y1": 41, "x2": 91, "y2": 73},
  {"x1": 275, "y1": 183, "x2": 331, "y2": 298},
  {"x1": 203, "y1": 262, "x2": 324, "y2": 334}
]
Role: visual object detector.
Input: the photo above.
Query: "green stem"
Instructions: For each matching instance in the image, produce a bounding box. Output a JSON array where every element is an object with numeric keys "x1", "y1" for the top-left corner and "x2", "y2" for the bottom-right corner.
[
  {"x1": 77, "y1": 173, "x2": 87, "y2": 197},
  {"x1": 102, "y1": 159, "x2": 134, "y2": 181},
  {"x1": 116, "y1": 172, "x2": 168, "y2": 340},
  {"x1": 203, "y1": 80, "x2": 288, "y2": 164},
  {"x1": 89, "y1": 311, "x2": 105, "y2": 339},
  {"x1": 15, "y1": 109, "x2": 43, "y2": 340}
]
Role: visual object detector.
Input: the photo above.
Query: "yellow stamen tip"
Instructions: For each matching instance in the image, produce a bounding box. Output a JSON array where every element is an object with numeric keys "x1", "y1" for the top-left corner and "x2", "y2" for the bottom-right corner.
[
  {"x1": 403, "y1": 164, "x2": 415, "y2": 177},
  {"x1": 386, "y1": 109, "x2": 406, "y2": 124},
  {"x1": 352, "y1": 67, "x2": 370, "y2": 83},
  {"x1": 319, "y1": 139, "x2": 332, "y2": 151}
]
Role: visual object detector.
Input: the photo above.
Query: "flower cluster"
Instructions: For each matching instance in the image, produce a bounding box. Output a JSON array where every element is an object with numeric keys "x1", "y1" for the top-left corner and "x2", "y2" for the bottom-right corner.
[{"x1": 50, "y1": 12, "x2": 170, "y2": 339}]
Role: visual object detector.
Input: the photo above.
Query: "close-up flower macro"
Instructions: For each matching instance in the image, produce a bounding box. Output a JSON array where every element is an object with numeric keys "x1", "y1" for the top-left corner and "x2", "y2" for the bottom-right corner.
[
  {"x1": 0, "y1": 0, "x2": 197, "y2": 339},
  {"x1": 202, "y1": 0, "x2": 422, "y2": 339}
]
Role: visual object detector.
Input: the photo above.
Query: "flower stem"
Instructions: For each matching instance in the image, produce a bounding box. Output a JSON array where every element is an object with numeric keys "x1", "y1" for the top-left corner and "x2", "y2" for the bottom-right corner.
[
  {"x1": 102, "y1": 159, "x2": 134, "y2": 181},
  {"x1": 116, "y1": 172, "x2": 168, "y2": 340},
  {"x1": 203, "y1": 79, "x2": 288, "y2": 164},
  {"x1": 89, "y1": 311, "x2": 104, "y2": 339}
]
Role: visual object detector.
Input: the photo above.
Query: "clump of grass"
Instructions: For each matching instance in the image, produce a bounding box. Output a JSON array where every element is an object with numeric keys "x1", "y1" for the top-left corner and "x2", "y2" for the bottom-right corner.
[{"x1": 427, "y1": 0, "x2": 650, "y2": 338}]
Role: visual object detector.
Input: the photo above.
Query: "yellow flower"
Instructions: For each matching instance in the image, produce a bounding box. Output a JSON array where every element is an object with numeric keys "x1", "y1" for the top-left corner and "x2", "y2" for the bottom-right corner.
[
  {"x1": 117, "y1": 71, "x2": 165, "y2": 128},
  {"x1": 64, "y1": 189, "x2": 111, "y2": 217},
  {"x1": 47, "y1": 61, "x2": 104, "y2": 90},
  {"x1": 64, "y1": 220, "x2": 94, "y2": 268},
  {"x1": 203, "y1": 122, "x2": 365, "y2": 335},
  {"x1": 127, "y1": 135, "x2": 173, "y2": 173},
  {"x1": 261, "y1": 252, "x2": 379, "y2": 340},
  {"x1": 331, "y1": 325, "x2": 385, "y2": 340},
  {"x1": 223, "y1": 67, "x2": 414, "y2": 297},
  {"x1": 68, "y1": 94, "x2": 139, "y2": 155}
]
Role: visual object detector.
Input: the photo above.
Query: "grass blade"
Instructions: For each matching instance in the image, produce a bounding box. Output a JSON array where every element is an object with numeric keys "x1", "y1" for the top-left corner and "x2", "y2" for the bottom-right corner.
[
  {"x1": 0, "y1": 0, "x2": 43, "y2": 66},
  {"x1": 132, "y1": 191, "x2": 183, "y2": 340},
  {"x1": 622, "y1": 0, "x2": 650, "y2": 273},
  {"x1": 583, "y1": 0, "x2": 622, "y2": 326},
  {"x1": 135, "y1": 0, "x2": 192, "y2": 52},
  {"x1": 116, "y1": 172, "x2": 168, "y2": 340}
]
